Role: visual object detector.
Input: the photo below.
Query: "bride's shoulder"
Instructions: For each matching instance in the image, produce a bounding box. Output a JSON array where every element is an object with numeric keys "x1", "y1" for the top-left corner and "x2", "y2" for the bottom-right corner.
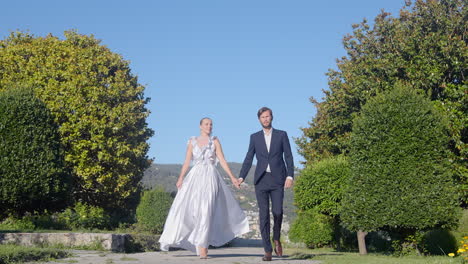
[
  {"x1": 187, "y1": 136, "x2": 197, "y2": 145},
  {"x1": 211, "y1": 136, "x2": 221, "y2": 145}
]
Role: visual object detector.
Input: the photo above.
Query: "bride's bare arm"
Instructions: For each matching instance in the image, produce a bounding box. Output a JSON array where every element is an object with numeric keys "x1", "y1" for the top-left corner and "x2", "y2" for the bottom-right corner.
[
  {"x1": 214, "y1": 138, "x2": 240, "y2": 189},
  {"x1": 176, "y1": 142, "x2": 193, "y2": 189}
]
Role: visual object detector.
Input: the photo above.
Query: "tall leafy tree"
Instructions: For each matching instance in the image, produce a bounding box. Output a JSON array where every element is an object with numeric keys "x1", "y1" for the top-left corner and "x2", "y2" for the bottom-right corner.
[
  {"x1": 0, "y1": 87, "x2": 70, "y2": 217},
  {"x1": 297, "y1": 0, "x2": 467, "y2": 201},
  {"x1": 0, "y1": 31, "x2": 154, "y2": 214},
  {"x1": 340, "y1": 86, "x2": 459, "y2": 254}
]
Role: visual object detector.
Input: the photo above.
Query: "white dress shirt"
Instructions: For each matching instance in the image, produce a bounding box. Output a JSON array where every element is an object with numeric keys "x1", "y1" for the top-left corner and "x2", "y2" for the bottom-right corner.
[{"x1": 263, "y1": 128, "x2": 293, "y2": 181}]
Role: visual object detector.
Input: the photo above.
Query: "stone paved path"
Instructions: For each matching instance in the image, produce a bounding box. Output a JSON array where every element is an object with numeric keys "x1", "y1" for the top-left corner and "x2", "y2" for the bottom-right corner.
[{"x1": 32, "y1": 246, "x2": 321, "y2": 264}]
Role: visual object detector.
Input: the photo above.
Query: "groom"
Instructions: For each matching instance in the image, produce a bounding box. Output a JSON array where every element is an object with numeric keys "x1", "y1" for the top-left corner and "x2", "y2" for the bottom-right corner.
[{"x1": 238, "y1": 107, "x2": 294, "y2": 261}]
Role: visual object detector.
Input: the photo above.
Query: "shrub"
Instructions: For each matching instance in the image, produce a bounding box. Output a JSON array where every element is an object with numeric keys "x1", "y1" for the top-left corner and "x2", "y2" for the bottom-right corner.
[
  {"x1": 0, "y1": 215, "x2": 35, "y2": 231},
  {"x1": 136, "y1": 187, "x2": 173, "y2": 234},
  {"x1": 0, "y1": 87, "x2": 70, "y2": 217},
  {"x1": 29, "y1": 212, "x2": 67, "y2": 230},
  {"x1": 293, "y1": 156, "x2": 350, "y2": 248},
  {"x1": 58, "y1": 202, "x2": 110, "y2": 230},
  {"x1": 294, "y1": 155, "x2": 350, "y2": 215},
  {"x1": 289, "y1": 209, "x2": 334, "y2": 248},
  {"x1": 422, "y1": 229, "x2": 458, "y2": 256}
]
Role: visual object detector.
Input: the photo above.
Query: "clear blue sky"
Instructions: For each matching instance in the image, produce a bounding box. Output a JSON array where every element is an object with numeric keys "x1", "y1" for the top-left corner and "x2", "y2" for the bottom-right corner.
[{"x1": 1, "y1": 0, "x2": 404, "y2": 166}]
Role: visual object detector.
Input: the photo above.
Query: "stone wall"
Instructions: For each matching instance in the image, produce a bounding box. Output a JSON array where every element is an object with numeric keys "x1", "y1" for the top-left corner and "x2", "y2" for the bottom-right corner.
[{"x1": 0, "y1": 233, "x2": 127, "y2": 252}]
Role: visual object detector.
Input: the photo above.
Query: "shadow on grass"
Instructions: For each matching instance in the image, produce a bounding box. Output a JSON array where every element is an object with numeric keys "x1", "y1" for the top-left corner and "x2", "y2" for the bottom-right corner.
[
  {"x1": 172, "y1": 252, "x2": 323, "y2": 261},
  {"x1": 288, "y1": 252, "x2": 344, "y2": 260},
  {"x1": 225, "y1": 238, "x2": 263, "y2": 248},
  {"x1": 172, "y1": 253, "x2": 265, "y2": 258}
]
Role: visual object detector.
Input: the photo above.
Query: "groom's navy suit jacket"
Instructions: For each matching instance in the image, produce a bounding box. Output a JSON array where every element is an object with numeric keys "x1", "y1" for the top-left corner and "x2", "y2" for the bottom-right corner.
[{"x1": 239, "y1": 129, "x2": 294, "y2": 185}]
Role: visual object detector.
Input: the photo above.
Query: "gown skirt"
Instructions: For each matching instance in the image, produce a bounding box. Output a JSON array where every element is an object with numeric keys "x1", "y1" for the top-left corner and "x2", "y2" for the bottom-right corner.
[{"x1": 159, "y1": 161, "x2": 250, "y2": 254}]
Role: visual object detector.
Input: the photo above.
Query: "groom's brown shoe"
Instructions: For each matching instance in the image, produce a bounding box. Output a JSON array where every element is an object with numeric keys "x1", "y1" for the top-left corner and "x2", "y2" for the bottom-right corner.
[
  {"x1": 274, "y1": 240, "x2": 283, "y2": 257},
  {"x1": 262, "y1": 251, "x2": 272, "y2": 261}
]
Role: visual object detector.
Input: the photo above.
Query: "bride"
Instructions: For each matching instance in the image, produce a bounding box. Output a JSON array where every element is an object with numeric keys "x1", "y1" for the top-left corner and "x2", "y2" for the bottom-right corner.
[{"x1": 158, "y1": 117, "x2": 250, "y2": 258}]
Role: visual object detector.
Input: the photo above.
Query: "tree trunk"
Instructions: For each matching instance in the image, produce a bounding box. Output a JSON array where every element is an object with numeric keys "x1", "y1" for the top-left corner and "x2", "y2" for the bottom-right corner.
[{"x1": 357, "y1": 230, "x2": 368, "y2": 255}]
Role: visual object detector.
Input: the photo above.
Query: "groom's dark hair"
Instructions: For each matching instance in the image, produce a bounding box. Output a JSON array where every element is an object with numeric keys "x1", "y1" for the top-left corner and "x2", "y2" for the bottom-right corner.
[{"x1": 257, "y1": 107, "x2": 273, "y2": 119}]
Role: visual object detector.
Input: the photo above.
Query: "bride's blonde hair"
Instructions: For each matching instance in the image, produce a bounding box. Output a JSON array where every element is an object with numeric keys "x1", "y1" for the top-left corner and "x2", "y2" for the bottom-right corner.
[{"x1": 200, "y1": 117, "x2": 212, "y2": 125}]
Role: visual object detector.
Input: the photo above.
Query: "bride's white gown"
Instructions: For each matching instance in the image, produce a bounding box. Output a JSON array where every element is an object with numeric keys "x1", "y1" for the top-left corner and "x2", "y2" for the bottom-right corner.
[{"x1": 159, "y1": 136, "x2": 250, "y2": 254}]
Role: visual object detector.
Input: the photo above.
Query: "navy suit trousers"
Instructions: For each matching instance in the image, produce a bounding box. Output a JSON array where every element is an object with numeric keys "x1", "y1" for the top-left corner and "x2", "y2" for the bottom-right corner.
[{"x1": 255, "y1": 172, "x2": 284, "y2": 253}]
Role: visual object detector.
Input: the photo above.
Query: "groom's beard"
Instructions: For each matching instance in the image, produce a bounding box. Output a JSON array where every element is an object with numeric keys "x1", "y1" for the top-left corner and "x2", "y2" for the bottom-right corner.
[{"x1": 262, "y1": 124, "x2": 272, "y2": 129}]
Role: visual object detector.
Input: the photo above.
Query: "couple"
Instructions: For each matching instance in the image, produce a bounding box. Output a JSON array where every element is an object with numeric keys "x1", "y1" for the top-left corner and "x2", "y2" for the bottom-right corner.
[{"x1": 159, "y1": 107, "x2": 294, "y2": 261}]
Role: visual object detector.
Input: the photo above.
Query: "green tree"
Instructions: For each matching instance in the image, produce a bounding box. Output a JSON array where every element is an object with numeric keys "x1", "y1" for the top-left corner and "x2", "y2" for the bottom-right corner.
[
  {"x1": 0, "y1": 87, "x2": 70, "y2": 217},
  {"x1": 340, "y1": 86, "x2": 459, "y2": 254},
  {"x1": 0, "y1": 31, "x2": 154, "y2": 216},
  {"x1": 293, "y1": 156, "x2": 351, "y2": 248},
  {"x1": 297, "y1": 0, "x2": 467, "y2": 201},
  {"x1": 294, "y1": 156, "x2": 350, "y2": 216},
  {"x1": 136, "y1": 187, "x2": 173, "y2": 234},
  {"x1": 289, "y1": 208, "x2": 334, "y2": 248}
]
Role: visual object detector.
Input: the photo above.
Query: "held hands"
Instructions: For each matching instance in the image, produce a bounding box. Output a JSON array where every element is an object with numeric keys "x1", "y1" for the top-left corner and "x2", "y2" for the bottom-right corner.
[
  {"x1": 233, "y1": 177, "x2": 292, "y2": 188},
  {"x1": 230, "y1": 177, "x2": 243, "y2": 189},
  {"x1": 231, "y1": 177, "x2": 241, "y2": 189},
  {"x1": 237, "y1": 178, "x2": 244, "y2": 187}
]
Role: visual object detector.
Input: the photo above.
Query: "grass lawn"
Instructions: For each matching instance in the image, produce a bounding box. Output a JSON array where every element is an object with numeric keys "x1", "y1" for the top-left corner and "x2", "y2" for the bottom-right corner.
[
  {"x1": 0, "y1": 244, "x2": 70, "y2": 264},
  {"x1": 285, "y1": 247, "x2": 464, "y2": 264}
]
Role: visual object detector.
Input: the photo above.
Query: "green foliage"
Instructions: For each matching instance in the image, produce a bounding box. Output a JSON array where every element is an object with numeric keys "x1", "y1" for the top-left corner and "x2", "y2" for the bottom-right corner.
[
  {"x1": 0, "y1": 87, "x2": 70, "y2": 217},
  {"x1": 0, "y1": 205, "x2": 114, "y2": 232},
  {"x1": 293, "y1": 156, "x2": 351, "y2": 249},
  {"x1": 294, "y1": 156, "x2": 350, "y2": 216},
  {"x1": 0, "y1": 244, "x2": 70, "y2": 264},
  {"x1": 28, "y1": 213, "x2": 68, "y2": 230},
  {"x1": 0, "y1": 30, "x2": 154, "y2": 213},
  {"x1": 289, "y1": 209, "x2": 334, "y2": 248},
  {"x1": 390, "y1": 233, "x2": 425, "y2": 257},
  {"x1": 422, "y1": 229, "x2": 458, "y2": 256},
  {"x1": 0, "y1": 216, "x2": 35, "y2": 231},
  {"x1": 341, "y1": 86, "x2": 459, "y2": 234},
  {"x1": 0, "y1": 213, "x2": 67, "y2": 232},
  {"x1": 136, "y1": 187, "x2": 173, "y2": 234},
  {"x1": 58, "y1": 202, "x2": 110, "y2": 230},
  {"x1": 296, "y1": 0, "x2": 467, "y2": 201}
]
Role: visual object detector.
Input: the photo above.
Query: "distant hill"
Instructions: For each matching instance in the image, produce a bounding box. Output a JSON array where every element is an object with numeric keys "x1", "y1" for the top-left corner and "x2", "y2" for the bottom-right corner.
[{"x1": 142, "y1": 162, "x2": 297, "y2": 219}]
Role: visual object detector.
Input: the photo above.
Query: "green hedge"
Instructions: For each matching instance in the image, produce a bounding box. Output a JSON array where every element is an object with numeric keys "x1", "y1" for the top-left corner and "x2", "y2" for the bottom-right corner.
[
  {"x1": 0, "y1": 87, "x2": 70, "y2": 217},
  {"x1": 58, "y1": 202, "x2": 110, "y2": 230},
  {"x1": 289, "y1": 208, "x2": 334, "y2": 248},
  {"x1": 294, "y1": 155, "x2": 350, "y2": 215},
  {"x1": 136, "y1": 187, "x2": 173, "y2": 234}
]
